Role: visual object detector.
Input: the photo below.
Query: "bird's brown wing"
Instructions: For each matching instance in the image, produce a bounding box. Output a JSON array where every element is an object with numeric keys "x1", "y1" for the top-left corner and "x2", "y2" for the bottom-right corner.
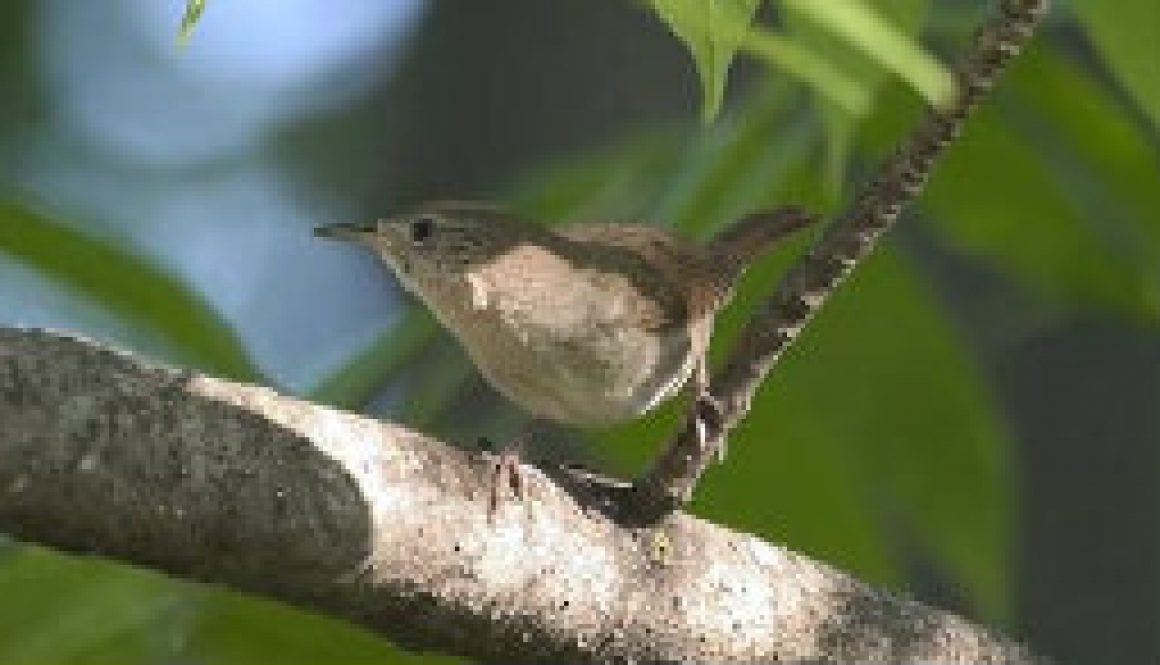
[
  {"x1": 559, "y1": 222, "x2": 725, "y2": 323},
  {"x1": 558, "y1": 223, "x2": 719, "y2": 406},
  {"x1": 555, "y1": 223, "x2": 710, "y2": 409},
  {"x1": 557, "y1": 222, "x2": 689, "y2": 260}
]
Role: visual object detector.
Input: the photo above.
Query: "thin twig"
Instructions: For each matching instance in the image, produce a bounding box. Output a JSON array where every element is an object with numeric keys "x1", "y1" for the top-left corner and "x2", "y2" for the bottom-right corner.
[{"x1": 634, "y1": 0, "x2": 1051, "y2": 518}]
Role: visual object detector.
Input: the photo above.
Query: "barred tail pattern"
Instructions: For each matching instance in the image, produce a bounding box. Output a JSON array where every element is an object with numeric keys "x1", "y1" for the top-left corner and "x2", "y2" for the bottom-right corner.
[{"x1": 709, "y1": 206, "x2": 817, "y2": 289}]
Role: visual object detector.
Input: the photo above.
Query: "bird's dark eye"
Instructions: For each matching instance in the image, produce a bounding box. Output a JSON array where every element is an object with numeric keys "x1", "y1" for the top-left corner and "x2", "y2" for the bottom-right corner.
[{"x1": 410, "y1": 216, "x2": 435, "y2": 245}]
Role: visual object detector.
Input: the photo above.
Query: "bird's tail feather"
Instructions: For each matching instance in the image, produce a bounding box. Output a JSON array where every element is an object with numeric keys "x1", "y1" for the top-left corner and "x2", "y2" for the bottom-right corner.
[{"x1": 708, "y1": 206, "x2": 816, "y2": 285}]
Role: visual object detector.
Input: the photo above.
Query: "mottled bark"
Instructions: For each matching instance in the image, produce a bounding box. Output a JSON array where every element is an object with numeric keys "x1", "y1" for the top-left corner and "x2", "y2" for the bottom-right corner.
[{"x1": 0, "y1": 328, "x2": 1039, "y2": 663}]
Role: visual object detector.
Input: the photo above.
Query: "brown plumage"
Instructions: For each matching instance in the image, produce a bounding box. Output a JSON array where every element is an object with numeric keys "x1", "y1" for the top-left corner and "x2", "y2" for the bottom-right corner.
[{"x1": 316, "y1": 201, "x2": 813, "y2": 428}]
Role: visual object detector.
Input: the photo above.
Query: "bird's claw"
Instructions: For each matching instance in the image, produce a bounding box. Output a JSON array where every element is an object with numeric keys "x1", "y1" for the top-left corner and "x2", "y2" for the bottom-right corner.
[
  {"x1": 693, "y1": 393, "x2": 727, "y2": 462},
  {"x1": 488, "y1": 441, "x2": 525, "y2": 521}
]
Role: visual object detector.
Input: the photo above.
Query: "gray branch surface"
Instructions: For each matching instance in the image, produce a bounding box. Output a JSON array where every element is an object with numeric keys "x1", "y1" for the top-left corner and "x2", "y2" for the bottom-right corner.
[{"x1": 0, "y1": 328, "x2": 1038, "y2": 664}]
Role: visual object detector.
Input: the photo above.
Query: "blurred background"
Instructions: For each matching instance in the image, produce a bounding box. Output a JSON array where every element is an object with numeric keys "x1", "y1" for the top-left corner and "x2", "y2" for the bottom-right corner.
[{"x1": 0, "y1": 0, "x2": 1156, "y2": 663}]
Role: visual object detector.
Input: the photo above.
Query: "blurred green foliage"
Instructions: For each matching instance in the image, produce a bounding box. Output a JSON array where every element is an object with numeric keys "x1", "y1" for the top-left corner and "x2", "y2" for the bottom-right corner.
[
  {"x1": 647, "y1": 0, "x2": 951, "y2": 121},
  {"x1": 647, "y1": 0, "x2": 763, "y2": 121},
  {"x1": 2, "y1": 0, "x2": 1158, "y2": 663},
  {"x1": 0, "y1": 199, "x2": 259, "y2": 382},
  {"x1": 178, "y1": 0, "x2": 206, "y2": 44},
  {"x1": 1068, "y1": 0, "x2": 1160, "y2": 130}
]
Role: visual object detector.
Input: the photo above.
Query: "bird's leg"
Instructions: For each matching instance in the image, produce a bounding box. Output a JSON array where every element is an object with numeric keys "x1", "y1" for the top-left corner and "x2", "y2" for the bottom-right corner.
[
  {"x1": 688, "y1": 315, "x2": 728, "y2": 462},
  {"x1": 692, "y1": 358, "x2": 727, "y2": 462},
  {"x1": 478, "y1": 437, "x2": 526, "y2": 520}
]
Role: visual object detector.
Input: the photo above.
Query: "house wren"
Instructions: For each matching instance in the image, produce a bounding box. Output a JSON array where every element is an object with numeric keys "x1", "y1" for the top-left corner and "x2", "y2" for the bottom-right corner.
[{"x1": 315, "y1": 202, "x2": 813, "y2": 445}]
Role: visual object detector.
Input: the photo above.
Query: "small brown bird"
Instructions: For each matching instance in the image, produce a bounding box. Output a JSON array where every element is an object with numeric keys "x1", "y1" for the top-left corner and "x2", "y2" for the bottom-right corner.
[{"x1": 316, "y1": 202, "x2": 812, "y2": 499}]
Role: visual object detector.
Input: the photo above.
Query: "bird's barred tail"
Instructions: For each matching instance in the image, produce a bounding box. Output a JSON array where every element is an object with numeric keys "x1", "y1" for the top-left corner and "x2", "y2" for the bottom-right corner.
[{"x1": 708, "y1": 206, "x2": 817, "y2": 287}]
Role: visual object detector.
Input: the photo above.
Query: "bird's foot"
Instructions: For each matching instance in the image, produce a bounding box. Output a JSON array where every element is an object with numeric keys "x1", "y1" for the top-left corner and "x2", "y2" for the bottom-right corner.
[
  {"x1": 478, "y1": 437, "x2": 526, "y2": 521},
  {"x1": 693, "y1": 393, "x2": 727, "y2": 462}
]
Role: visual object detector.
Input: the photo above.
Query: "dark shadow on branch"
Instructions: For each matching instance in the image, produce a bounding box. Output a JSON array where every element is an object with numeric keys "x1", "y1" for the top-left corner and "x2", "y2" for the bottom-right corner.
[{"x1": 0, "y1": 328, "x2": 1041, "y2": 663}]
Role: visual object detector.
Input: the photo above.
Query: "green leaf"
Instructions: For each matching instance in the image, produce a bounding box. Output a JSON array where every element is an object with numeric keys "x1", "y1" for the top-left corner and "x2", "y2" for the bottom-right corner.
[
  {"x1": 178, "y1": 0, "x2": 206, "y2": 44},
  {"x1": 783, "y1": 0, "x2": 952, "y2": 107},
  {"x1": 0, "y1": 198, "x2": 260, "y2": 381},
  {"x1": 0, "y1": 549, "x2": 181, "y2": 664},
  {"x1": 1069, "y1": 0, "x2": 1160, "y2": 130},
  {"x1": 777, "y1": 0, "x2": 932, "y2": 196},
  {"x1": 922, "y1": 47, "x2": 1160, "y2": 321},
  {"x1": 188, "y1": 586, "x2": 457, "y2": 665},
  {"x1": 647, "y1": 0, "x2": 762, "y2": 122},
  {"x1": 742, "y1": 30, "x2": 873, "y2": 116},
  {"x1": 1006, "y1": 47, "x2": 1160, "y2": 265},
  {"x1": 0, "y1": 549, "x2": 452, "y2": 665}
]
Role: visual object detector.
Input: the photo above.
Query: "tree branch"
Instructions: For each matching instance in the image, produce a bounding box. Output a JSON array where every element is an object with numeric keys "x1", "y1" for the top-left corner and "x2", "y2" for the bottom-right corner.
[
  {"x1": 634, "y1": 0, "x2": 1052, "y2": 515},
  {"x1": 0, "y1": 328, "x2": 1040, "y2": 663}
]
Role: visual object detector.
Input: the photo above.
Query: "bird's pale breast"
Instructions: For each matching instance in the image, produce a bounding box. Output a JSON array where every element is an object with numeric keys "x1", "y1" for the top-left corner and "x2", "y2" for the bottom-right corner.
[{"x1": 415, "y1": 242, "x2": 698, "y2": 426}]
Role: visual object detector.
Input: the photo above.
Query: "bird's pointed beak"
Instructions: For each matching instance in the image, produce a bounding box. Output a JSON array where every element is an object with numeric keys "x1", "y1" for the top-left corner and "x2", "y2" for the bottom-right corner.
[{"x1": 313, "y1": 222, "x2": 376, "y2": 242}]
